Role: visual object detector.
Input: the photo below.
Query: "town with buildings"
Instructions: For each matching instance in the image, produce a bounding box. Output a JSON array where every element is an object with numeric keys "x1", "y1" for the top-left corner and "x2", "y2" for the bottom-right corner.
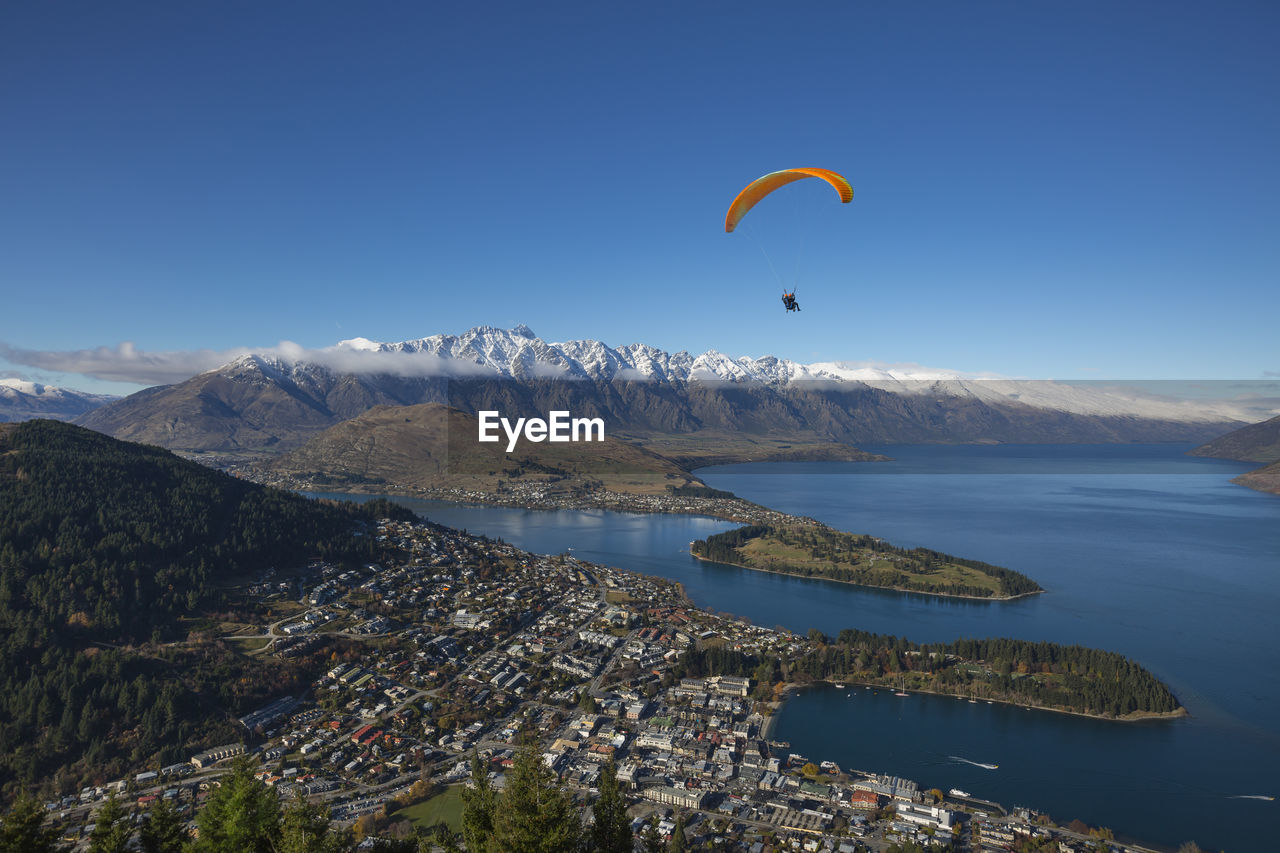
[{"x1": 46, "y1": 517, "x2": 1163, "y2": 852}]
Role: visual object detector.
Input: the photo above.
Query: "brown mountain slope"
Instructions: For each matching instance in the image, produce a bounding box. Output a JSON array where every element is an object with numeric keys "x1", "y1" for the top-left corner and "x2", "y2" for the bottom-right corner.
[
  {"x1": 252, "y1": 403, "x2": 705, "y2": 495},
  {"x1": 1233, "y1": 460, "x2": 1280, "y2": 496},
  {"x1": 74, "y1": 356, "x2": 449, "y2": 455},
  {"x1": 78, "y1": 358, "x2": 1239, "y2": 461},
  {"x1": 1190, "y1": 413, "x2": 1280, "y2": 464},
  {"x1": 1189, "y1": 414, "x2": 1280, "y2": 496}
]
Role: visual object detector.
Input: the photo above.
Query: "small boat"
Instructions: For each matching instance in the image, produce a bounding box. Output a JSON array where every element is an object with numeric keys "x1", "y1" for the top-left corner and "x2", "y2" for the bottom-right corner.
[
  {"x1": 894, "y1": 676, "x2": 909, "y2": 697},
  {"x1": 949, "y1": 788, "x2": 970, "y2": 798},
  {"x1": 834, "y1": 683, "x2": 845, "y2": 689}
]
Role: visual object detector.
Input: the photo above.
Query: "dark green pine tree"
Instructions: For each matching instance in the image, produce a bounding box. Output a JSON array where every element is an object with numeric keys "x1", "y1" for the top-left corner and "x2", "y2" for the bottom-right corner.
[
  {"x1": 0, "y1": 796, "x2": 66, "y2": 853},
  {"x1": 640, "y1": 816, "x2": 665, "y2": 853},
  {"x1": 667, "y1": 815, "x2": 687, "y2": 852},
  {"x1": 278, "y1": 792, "x2": 349, "y2": 853},
  {"x1": 138, "y1": 797, "x2": 188, "y2": 853},
  {"x1": 191, "y1": 757, "x2": 281, "y2": 853},
  {"x1": 490, "y1": 740, "x2": 582, "y2": 853},
  {"x1": 88, "y1": 793, "x2": 133, "y2": 853},
  {"x1": 590, "y1": 759, "x2": 632, "y2": 853},
  {"x1": 461, "y1": 753, "x2": 497, "y2": 853},
  {"x1": 422, "y1": 821, "x2": 461, "y2": 853}
]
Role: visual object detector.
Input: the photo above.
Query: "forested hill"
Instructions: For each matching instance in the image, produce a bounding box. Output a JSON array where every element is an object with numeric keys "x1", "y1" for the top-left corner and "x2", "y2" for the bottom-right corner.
[
  {"x1": 0, "y1": 419, "x2": 412, "y2": 643},
  {"x1": 0, "y1": 420, "x2": 412, "y2": 792}
]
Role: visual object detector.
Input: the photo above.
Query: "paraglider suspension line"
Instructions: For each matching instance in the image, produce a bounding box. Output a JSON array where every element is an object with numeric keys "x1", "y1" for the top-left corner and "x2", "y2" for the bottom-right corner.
[{"x1": 745, "y1": 221, "x2": 788, "y2": 292}]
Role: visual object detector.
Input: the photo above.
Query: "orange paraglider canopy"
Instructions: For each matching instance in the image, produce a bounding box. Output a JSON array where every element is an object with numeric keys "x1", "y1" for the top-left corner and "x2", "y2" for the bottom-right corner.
[{"x1": 724, "y1": 168, "x2": 853, "y2": 233}]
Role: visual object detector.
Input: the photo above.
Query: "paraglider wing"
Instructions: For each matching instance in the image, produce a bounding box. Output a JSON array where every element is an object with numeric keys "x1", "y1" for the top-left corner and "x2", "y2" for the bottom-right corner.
[{"x1": 724, "y1": 168, "x2": 853, "y2": 233}]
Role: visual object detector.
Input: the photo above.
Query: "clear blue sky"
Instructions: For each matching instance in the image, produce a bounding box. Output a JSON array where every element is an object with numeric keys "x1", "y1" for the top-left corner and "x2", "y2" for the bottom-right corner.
[{"x1": 3, "y1": 1, "x2": 1277, "y2": 394}]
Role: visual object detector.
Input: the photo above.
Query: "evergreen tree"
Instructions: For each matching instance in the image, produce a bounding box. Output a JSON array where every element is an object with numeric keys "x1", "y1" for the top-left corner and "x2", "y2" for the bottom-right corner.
[
  {"x1": 639, "y1": 816, "x2": 665, "y2": 853},
  {"x1": 191, "y1": 757, "x2": 281, "y2": 853},
  {"x1": 278, "y1": 792, "x2": 348, "y2": 853},
  {"x1": 0, "y1": 795, "x2": 65, "y2": 853},
  {"x1": 138, "y1": 797, "x2": 187, "y2": 853},
  {"x1": 424, "y1": 821, "x2": 460, "y2": 852},
  {"x1": 590, "y1": 759, "x2": 631, "y2": 853},
  {"x1": 667, "y1": 815, "x2": 686, "y2": 852},
  {"x1": 88, "y1": 793, "x2": 133, "y2": 853},
  {"x1": 461, "y1": 753, "x2": 496, "y2": 853},
  {"x1": 490, "y1": 740, "x2": 581, "y2": 853}
]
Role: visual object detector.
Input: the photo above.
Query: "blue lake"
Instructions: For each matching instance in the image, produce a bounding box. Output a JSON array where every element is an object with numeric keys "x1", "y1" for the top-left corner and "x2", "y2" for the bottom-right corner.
[{"x1": 318, "y1": 443, "x2": 1280, "y2": 851}]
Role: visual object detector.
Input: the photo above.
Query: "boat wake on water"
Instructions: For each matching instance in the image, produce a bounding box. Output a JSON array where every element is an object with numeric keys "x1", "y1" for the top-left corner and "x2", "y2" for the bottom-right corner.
[{"x1": 949, "y1": 755, "x2": 999, "y2": 770}]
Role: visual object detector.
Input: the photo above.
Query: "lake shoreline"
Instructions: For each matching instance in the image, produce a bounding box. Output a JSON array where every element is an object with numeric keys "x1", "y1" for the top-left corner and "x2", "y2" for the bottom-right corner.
[
  {"x1": 296, "y1": 483, "x2": 813, "y2": 527},
  {"x1": 689, "y1": 551, "x2": 1044, "y2": 602},
  {"x1": 313, "y1": 486, "x2": 1182, "y2": 726},
  {"x1": 299, "y1": 444, "x2": 1273, "y2": 853},
  {"x1": 303, "y1": 483, "x2": 1048, "y2": 602},
  {"x1": 773, "y1": 680, "x2": 1189, "y2": 726}
]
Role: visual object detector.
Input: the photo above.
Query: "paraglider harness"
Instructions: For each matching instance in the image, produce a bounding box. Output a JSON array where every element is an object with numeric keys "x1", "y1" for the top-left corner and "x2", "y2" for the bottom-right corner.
[{"x1": 781, "y1": 291, "x2": 800, "y2": 312}]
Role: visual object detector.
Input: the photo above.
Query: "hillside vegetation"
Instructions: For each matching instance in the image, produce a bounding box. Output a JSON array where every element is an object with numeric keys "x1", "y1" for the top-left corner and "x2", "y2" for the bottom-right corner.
[{"x1": 0, "y1": 420, "x2": 410, "y2": 793}]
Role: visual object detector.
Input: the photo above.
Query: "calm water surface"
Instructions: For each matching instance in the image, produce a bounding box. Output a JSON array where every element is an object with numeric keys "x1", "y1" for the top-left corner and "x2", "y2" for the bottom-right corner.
[{"x1": 318, "y1": 444, "x2": 1280, "y2": 851}]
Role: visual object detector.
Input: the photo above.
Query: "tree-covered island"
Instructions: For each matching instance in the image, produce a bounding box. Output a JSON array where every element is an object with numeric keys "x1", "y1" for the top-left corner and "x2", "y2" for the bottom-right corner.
[
  {"x1": 692, "y1": 523, "x2": 1043, "y2": 599},
  {"x1": 680, "y1": 629, "x2": 1184, "y2": 722}
]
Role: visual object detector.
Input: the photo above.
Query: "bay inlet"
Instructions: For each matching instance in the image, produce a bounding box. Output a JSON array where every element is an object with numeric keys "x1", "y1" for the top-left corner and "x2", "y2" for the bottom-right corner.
[{"x1": 315, "y1": 443, "x2": 1280, "y2": 851}]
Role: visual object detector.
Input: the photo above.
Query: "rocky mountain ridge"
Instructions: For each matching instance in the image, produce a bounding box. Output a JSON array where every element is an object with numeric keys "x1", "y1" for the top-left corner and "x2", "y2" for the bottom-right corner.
[{"x1": 74, "y1": 326, "x2": 1250, "y2": 455}]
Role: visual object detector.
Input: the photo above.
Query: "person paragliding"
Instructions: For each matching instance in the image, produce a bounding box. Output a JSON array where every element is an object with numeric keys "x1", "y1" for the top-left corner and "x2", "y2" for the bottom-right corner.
[{"x1": 725, "y1": 168, "x2": 852, "y2": 312}]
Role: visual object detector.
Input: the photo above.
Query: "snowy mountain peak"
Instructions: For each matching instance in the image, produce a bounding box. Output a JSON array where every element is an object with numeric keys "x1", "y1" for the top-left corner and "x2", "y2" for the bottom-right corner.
[
  {"x1": 1, "y1": 377, "x2": 116, "y2": 402},
  {"x1": 336, "y1": 337, "x2": 383, "y2": 352},
  {"x1": 1, "y1": 378, "x2": 49, "y2": 396},
  {"x1": 205, "y1": 326, "x2": 1272, "y2": 424},
  {"x1": 0, "y1": 378, "x2": 117, "y2": 422}
]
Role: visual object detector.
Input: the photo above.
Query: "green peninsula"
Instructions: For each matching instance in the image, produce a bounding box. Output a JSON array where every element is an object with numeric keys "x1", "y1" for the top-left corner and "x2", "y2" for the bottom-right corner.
[{"x1": 692, "y1": 523, "x2": 1043, "y2": 599}]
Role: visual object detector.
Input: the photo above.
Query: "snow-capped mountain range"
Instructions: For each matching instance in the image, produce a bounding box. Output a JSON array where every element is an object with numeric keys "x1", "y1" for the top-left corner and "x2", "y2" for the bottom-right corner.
[
  {"x1": 70, "y1": 326, "x2": 1268, "y2": 454},
  {"x1": 302, "y1": 325, "x2": 1267, "y2": 424},
  {"x1": 330, "y1": 324, "x2": 967, "y2": 384},
  {"x1": 0, "y1": 378, "x2": 117, "y2": 422}
]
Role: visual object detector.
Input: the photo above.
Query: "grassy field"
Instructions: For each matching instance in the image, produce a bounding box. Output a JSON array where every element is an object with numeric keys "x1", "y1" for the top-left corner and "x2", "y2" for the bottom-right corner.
[
  {"x1": 225, "y1": 636, "x2": 272, "y2": 654},
  {"x1": 397, "y1": 785, "x2": 465, "y2": 832}
]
